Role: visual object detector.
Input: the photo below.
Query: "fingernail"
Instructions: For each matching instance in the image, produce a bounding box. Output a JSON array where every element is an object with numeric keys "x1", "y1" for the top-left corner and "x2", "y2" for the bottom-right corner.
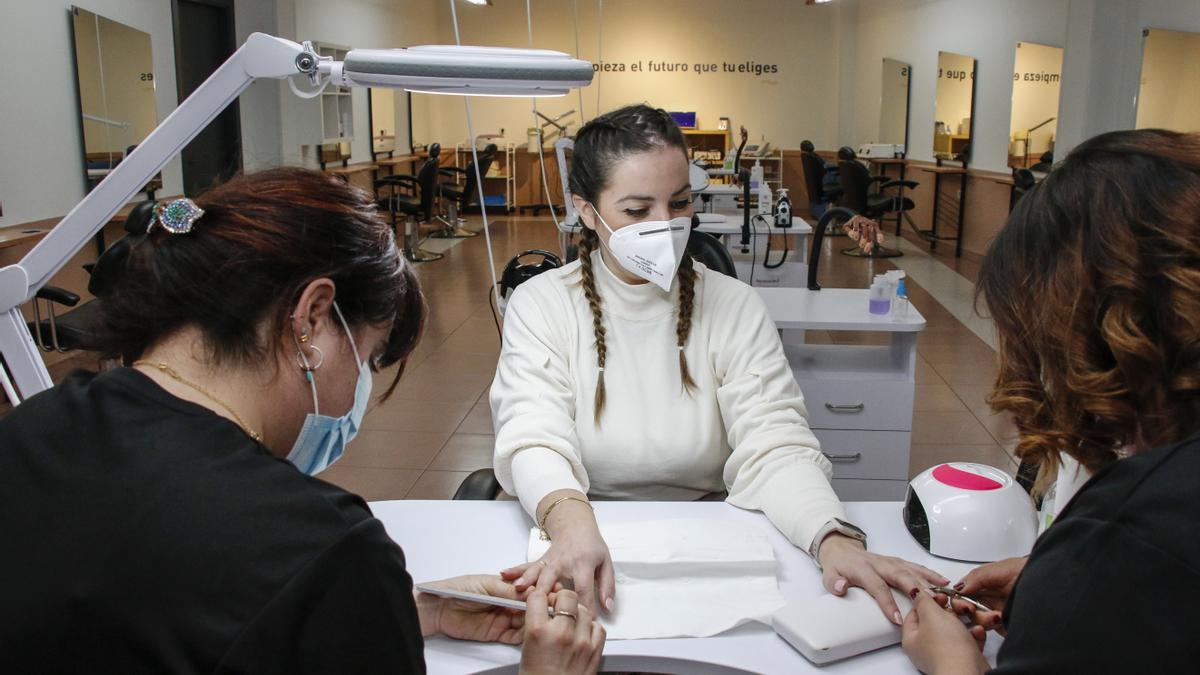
[
  {"x1": 991, "y1": 615, "x2": 1003, "y2": 627},
  {"x1": 893, "y1": 611, "x2": 903, "y2": 625},
  {"x1": 909, "y1": 588, "x2": 919, "y2": 599},
  {"x1": 605, "y1": 597, "x2": 614, "y2": 612},
  {"x1": 834, "y1": 579, "x2": 847, "y2": 593},
  {"x1": 953, "y1": 581, "x2": 965, "y2": 591}
]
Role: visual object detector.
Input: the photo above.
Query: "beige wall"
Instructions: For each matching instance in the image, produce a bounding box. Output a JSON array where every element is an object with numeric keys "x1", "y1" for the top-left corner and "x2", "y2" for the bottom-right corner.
[
  {"x1": 1136, "y1": 28, "x2": 1200, "y2": 133},
  {"x1": 1010, "y1": 42, "x2": 1063, "y2": 156},
  {"x1": 412, "y1": 0, "x2": 844, "y2": 151}
]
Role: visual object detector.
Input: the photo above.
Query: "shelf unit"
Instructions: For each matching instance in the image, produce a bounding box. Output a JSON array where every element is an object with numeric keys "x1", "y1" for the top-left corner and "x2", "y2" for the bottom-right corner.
[
  {"x1": 299, "y1": 42, "x2": 354, "y2": 166},
  {"x1": 682, "y1": 129, "x2": 729, "y2": 166},
  {"x1": 454, "y1": 143, "x2": 516, "y2": 213},
  {"x1": 739, "y1": 149, "x2": 784, "y2": 191}
]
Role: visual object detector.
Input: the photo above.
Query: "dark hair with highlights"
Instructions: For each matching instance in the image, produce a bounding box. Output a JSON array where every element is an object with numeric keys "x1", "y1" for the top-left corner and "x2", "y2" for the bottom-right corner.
[
  {"x1": 978, "y1": 129, "x2": 1200, "y2": 491},
  {"x1": 96, "y1": 167, "x2": 426, "y2": 398},
  {"x1": 568, "y1": 104, "x2": 697, "y2": 424}
]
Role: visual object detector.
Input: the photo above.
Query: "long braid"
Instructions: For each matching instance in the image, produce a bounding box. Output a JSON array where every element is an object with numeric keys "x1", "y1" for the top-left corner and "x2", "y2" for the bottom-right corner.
[
  {"x1": 578, "y1": 229, "x2": 608, "y2": 422},
  {"x1": 676, "y1": 254, "x2": 698, "y2": 394}
]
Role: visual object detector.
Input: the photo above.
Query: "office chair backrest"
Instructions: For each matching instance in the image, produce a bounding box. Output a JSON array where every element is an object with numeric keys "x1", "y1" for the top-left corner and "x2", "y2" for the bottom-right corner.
[
  {"x1": 837, "y1": 159, "x2": 873, "y2": 213},
  {"x1": 459, "y1": 144, "x2": 497, "y2": 208},
  {"x1": 415, "y1": 145, "x2": 442, "y2": 219},
  {"x1": 685, "y1": 230, "x2": 737, "y2": 279},
  {"x1": 801, "y1": 152, "x2": 828, "y2": 205}
]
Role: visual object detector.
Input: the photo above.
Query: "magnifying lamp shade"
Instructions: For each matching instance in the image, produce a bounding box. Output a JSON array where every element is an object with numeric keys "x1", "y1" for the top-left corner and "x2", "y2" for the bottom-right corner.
[{"x1": 338, "y1": 45, "x2": 593, "y2": 96}]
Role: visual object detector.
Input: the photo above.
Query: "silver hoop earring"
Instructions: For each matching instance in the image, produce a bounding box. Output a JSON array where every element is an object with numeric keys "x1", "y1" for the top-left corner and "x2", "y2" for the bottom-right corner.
[{"x1": 296, "y1": 344, "x2": 324, "y2": 372}]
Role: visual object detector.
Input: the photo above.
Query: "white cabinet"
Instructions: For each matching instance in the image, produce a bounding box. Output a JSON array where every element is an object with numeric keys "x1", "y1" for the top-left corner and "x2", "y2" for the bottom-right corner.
[{"x1": 759, "y1": 287, "x2": 923, "y2": 501}]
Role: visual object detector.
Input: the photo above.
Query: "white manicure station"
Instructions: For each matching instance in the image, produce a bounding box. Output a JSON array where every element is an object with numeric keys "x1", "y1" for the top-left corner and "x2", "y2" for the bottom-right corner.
[
  {"x1": 381, "y1": 499, "x2": 1000, "y2": 674},
  {"x1": 758, "y1": 287, "x2": 926, "y2": 501},
  {"x1": 694, "y1": 210, "x2": 812, "y2": 288}
]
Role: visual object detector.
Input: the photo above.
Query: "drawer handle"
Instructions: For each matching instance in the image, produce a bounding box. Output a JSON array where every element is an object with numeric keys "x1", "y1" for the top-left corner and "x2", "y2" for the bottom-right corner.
[
  {"x1": 823, "y1": 452, "x2": 862, "y2": 462},
  {"x1": 824, "y1": 402, "x2": 865, "y2": 413}
]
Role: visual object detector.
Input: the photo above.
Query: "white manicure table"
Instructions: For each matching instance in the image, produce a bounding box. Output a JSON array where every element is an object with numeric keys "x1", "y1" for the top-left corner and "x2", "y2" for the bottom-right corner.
[{"x1": 374, "y1": 500, "x2": 1001, "y2": 674}]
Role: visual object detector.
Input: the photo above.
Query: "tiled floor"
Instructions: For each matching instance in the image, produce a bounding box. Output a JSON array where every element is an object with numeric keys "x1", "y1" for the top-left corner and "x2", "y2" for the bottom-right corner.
[{"x1": 3, "y1": 212, "x2": 1019, "y2": 499}]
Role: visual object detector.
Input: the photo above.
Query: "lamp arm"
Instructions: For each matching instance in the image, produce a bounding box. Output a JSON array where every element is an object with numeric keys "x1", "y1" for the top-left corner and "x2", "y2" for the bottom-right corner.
[{"x1": 0, "y1": 33, "x2": 312, "y2": 400}]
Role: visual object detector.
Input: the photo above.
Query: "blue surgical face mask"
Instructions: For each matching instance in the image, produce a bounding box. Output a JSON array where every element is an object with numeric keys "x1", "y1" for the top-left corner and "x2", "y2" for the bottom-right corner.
[{"x1": 287, "y1": 302, "x2": 372, "y2": 475}]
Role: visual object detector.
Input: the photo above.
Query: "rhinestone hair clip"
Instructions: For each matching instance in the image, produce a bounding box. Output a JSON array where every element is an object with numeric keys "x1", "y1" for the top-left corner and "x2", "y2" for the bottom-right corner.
[{"x1": 148, "y1": 198, "x2": 206, "y2": 235}]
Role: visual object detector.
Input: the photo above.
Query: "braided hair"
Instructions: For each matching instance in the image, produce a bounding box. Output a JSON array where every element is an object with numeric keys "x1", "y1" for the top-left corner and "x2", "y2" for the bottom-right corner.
[{"x1": 569, "y1": 104, "x2": 698, "y2": 424}]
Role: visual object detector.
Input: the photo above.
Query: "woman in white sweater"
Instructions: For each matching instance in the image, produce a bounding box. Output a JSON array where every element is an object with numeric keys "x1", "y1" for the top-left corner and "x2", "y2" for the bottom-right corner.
[{"x1": 490, "y1": 104, "x2": 945, "y2": 626}]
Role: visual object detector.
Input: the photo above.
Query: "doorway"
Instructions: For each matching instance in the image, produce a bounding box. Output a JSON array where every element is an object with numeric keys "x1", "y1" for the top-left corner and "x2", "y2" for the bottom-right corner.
[{"x1": 172, "y1": 0, "x2": 242, "y2": 196}]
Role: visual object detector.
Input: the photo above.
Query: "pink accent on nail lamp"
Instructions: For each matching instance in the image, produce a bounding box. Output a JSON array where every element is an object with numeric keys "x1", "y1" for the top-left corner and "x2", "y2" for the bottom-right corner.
[{"x1": 932, "y1": 464, "x2": 1003, "y2": 491}]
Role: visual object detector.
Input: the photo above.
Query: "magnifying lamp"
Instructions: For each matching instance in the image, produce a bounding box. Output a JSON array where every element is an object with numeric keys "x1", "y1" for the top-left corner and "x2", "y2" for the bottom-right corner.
[{"x1": 0, "y1": 33, "x2": 592, "y2": 404}]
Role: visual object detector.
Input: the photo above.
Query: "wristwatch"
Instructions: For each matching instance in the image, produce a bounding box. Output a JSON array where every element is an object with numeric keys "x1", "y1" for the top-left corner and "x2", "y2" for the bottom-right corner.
[{"x1": 808, "y1": 518, "x2": 868, "y2": 569}]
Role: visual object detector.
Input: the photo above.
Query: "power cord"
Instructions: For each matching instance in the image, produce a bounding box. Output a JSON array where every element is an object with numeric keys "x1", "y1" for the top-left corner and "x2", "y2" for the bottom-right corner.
[{"x1": 763, "y1": 214, "x2": 789, "y2": 269}]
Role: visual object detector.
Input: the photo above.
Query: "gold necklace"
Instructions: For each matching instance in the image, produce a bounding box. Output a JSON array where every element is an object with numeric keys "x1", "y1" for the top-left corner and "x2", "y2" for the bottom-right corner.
[{"x1": 133, "y1": 360, "x2": 263, "y2": 442}]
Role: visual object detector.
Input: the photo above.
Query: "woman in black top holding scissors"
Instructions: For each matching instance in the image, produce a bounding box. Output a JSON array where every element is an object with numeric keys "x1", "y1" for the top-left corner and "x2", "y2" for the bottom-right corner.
[{"x1": 901, "y1": 131, "x2": 1200, "y2": 673}]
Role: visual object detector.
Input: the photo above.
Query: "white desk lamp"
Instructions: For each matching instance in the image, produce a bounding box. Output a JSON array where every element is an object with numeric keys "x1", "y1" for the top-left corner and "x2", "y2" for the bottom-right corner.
[{"x1": 0, "y1": 33, "x2": 592, "y2": 404}]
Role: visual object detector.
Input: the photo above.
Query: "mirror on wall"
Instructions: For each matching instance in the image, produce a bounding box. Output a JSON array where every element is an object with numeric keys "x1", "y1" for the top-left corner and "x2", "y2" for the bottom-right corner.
[
  {"x1": 1008, "y1": 42, "x2": 1063, "y2": 170},
  {"x1": 368, "y1": 88, "x2": 414, "y2": 160},
  {"x1": 878, "y1": 58, "x2": 911, "y2": 152},
  {"x1": 370, "y1": 88, "x2": 397, "y2": 157},
  {"x1": 69, "y1": 7, "x2": 159, "y2": 194},
  {"x1": 1136, "y1": 28, "x2": 1200, "y2": 133},
  {"x1": 933, "y1": 51, "x2": 977, "y2": 162}
]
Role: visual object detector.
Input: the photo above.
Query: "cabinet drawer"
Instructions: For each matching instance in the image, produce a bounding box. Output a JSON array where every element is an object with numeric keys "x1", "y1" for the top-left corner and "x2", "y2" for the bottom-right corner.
[
  {"x1": 811, "y1": 428, "x2": 910, "y2": 481},
  {"x1": 832, "y1": 478, "x2": 909, "y2": 501},
  {"x1": 798, "y1": 378, "x2": 913, "y2": 431}
]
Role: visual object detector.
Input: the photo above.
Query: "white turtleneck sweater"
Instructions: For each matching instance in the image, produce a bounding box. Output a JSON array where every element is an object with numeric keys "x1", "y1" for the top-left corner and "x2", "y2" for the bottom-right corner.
[{"x1": 490, "y1": 250, "x2": 846, "y2": 550}]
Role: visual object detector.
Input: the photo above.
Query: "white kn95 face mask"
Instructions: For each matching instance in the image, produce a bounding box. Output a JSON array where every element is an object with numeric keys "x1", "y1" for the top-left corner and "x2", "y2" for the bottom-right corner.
[{"x1": 591, "y1": 204, "x2": 691, "y2": 292}]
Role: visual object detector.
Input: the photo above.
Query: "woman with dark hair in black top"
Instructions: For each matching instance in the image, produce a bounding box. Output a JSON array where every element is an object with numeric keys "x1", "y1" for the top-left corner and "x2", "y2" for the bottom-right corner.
[
  {"x1": 901, "y1": 131, "x2": 1200, "y2": 673},
  {"x1": 0, "y1": 168, "x2": 604, "y2": 674}
]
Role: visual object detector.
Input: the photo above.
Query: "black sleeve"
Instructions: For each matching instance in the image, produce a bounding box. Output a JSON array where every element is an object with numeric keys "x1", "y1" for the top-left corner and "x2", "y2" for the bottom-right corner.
[
  {"x1": 991, "y1": 516, "x2": 1200, "y2": 674},
  {"x1": 214, "y1": 517, "x2": 426, "y2": 674}
]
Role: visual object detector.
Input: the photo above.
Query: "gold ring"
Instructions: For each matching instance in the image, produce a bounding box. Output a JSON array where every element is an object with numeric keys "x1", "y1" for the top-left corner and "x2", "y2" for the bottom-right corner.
[{"x1": 555, "y1": 610, "x2": 577, "y2": 620}]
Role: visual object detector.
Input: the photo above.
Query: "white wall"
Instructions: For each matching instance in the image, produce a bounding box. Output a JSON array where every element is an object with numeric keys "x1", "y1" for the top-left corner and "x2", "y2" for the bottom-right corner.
[
  {"x1": 236, "y1": 0, "x2": 286, "y2": 171},
  {"x1": 0, "y1": 0, "x2": 185, "y2": 227},
  {"x1": 841, "y1": 0, "x2": 1071, "y2": 171}
]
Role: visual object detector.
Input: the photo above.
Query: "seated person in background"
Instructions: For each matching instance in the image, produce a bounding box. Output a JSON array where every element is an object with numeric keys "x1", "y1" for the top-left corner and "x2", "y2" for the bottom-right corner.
[
  {"x1": 902, "y1": 129, "x2": 1200, "y2": 673},
  {"x1": 491, "y1": 104, "x2": 942, "y2": 626},
  {"x1": 0, "y1": 169, "x2": 602, "y2": 674}
]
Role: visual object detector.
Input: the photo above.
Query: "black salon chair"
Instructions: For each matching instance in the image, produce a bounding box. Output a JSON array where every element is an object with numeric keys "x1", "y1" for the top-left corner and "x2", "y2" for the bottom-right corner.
[
  {"x1": 1028, "y1": 150, "x2": 1053, "y2": 174},
  {"x1": 432, "y1": 144, "x2": 496, "y2": 239},
  {"x1": 801, "y1": 148, "x2": 842, "y2": 218},
  {"x1": 375, "y1": 143, "x2": 444, "y2": 263},
  {"x1": 25, "y1": 201, "x2": 157, "y2": 356},
  {"x1": 686, "y1": 228, "x2": 737, "y2": 279},
  {"x1": 1010, "y1": 168, "x2": 1038, "y2": 211},
  {"x1": 836, "y1": 158, "x2": 918, "y2": 258}
]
